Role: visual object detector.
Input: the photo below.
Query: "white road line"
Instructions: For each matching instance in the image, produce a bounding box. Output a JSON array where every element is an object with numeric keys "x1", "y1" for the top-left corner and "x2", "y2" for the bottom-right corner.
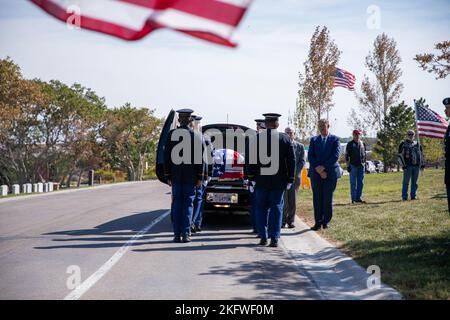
[{"x1": 64, "y1": 210, "x2": 171, "y2": 300}]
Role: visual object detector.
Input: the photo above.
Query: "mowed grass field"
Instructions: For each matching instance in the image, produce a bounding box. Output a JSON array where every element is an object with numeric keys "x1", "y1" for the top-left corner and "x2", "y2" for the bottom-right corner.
[{"x1": 296, "y1": 169, "x2": 450, "y2": 300}]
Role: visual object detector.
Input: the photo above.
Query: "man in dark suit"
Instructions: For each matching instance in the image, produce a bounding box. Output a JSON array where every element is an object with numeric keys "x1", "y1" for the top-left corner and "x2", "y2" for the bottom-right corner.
[
  {"x1": 282, "y1": 127, "x2": 306, "y2": 229},
  {"x1": 164, "y1": 109, "x2": 204, "y2": 243},
  {"x1": 247, "y1": 113, "x2": 296, "y2": 247},
  {"x1": 308, "y1": 119, "x2": 342, "y2": 230},
  {"x1": 443, "y1": 97, "x2": 450, "y2": 214}
]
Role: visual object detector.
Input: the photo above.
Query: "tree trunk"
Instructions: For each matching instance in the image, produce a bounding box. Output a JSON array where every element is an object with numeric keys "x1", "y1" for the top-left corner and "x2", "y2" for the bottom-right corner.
[{"x1": 77, "y1": 169, "x2": 83, "y2": 188}]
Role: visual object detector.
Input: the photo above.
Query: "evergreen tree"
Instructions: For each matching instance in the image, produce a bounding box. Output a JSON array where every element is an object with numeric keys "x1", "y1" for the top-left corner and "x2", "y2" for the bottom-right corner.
[{"x1": 373, "y1": 102, "x2": 415, "y2": 169}]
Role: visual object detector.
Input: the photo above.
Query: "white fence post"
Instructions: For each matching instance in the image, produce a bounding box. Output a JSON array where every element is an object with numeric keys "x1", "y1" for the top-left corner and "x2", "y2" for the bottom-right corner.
[{"x1": 37, "y1": 183, "x2": 43, "y2": 193}]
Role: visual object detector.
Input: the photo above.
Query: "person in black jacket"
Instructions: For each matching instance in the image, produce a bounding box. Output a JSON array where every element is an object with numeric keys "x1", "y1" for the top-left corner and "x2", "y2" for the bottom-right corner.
[
  {"x1": 247, "y1": 113, "x2": 295, "y2": 247},
  {"x1": 345, "y1": 129, "x2": 366, "y2": 204},
  {"x1": 443, "y1": 97, "x2": 450, "y2": 213},
  {"x1": 164, "y1": 109, "x2": 204, "y2": 243},
  {"x1": 398, "y1": 130, "x2": 424, "y2": 201}
]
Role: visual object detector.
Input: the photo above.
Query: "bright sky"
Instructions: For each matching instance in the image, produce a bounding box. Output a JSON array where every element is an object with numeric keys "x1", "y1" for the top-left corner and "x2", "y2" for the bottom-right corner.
[{"x1": 1, "y1": 0, "x2": 449, "y2": 137}]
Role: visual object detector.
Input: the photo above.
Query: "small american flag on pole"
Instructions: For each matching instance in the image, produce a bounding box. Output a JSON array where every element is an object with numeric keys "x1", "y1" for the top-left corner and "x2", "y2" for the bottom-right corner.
[
  {"x1": 30, "y1": 0, "x2": 252, "y2": 47},
  {"x1": 415, "y1": 103, "x2": 448, "y2": 139},
  {"x1": 333, "y1": 67, "x2": 356, "y2": 91}
]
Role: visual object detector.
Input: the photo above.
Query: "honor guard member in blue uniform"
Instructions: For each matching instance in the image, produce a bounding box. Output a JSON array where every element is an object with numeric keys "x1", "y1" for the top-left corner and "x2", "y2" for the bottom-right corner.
[
  {"x1": 248, "y1": 113, "x2": 295, "y2": 247},
  {"x1": 246, "y1": 119, "x2": 266, "y2": 234},
  {"x1": 164, "y1": 109, "x2": 204, "y2": 243},
  {"x1": 190, "y1": 115, "x2": 213, "y2": 233},
  {"x1": 308, "y1": 119, "x2": 342, "y2": 231},
  {"x1": 443, "y1": 97, "x2": 450, "y2": 213}
]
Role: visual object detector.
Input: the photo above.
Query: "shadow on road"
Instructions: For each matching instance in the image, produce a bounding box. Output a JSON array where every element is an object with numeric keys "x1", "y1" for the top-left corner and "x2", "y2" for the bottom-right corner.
[
  {"x1": 35, "y1": 209, "x2": 254, "y2": 250},
  {"x1": 198, "y1": 250, "x2": 320, "y2": 299}
]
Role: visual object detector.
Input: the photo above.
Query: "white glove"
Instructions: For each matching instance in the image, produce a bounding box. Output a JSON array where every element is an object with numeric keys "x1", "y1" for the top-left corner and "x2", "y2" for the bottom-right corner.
[
  {"x1": 248, "y1": 181, "x2": 255, "y2": 193},
  {"x1": 287, "y1": 183, "x2": 293, "y2": 190}
]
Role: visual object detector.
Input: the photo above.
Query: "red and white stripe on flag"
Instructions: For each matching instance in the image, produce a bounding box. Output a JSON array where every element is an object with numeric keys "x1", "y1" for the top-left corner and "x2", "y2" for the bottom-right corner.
[
  {"x1": 333, "y1": 67, "x2": 356, "y2": 91},
  {"x1": 30, "y1": 0, "x2": 252, "y2": 47},
  {"x1": 416, "y1": 104, "x2": 449, "y2": 139}
]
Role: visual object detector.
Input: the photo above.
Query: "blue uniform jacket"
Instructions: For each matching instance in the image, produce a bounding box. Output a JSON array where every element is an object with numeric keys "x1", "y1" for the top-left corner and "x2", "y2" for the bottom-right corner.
[
  {"x1": 307, "y1": 134, "x2": 342, "y2": 180},
  {"x1": 248, "y1": 129, "x2": 296, "y2": 190}
]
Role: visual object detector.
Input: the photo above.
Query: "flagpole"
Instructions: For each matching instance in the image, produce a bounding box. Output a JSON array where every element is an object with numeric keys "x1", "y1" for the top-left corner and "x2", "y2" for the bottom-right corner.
[{"x1": 414, "y1": 99, "x2": 424, "y2": 172}]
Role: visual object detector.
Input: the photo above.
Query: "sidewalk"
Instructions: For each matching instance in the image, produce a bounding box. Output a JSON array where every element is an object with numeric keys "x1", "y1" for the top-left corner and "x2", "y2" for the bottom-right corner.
[{"x1": 280, "y1": 216, "x2": 402, "y2": 300}]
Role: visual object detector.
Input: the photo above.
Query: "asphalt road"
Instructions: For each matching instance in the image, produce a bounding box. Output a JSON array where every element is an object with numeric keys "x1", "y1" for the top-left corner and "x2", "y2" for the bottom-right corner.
[{"x1": 0, "y1": 181, "x2": 321, "y2": 300}]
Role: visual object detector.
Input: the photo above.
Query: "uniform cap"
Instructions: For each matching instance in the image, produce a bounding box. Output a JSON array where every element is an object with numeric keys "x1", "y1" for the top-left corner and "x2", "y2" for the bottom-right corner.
[
  {"x1": 193, "y1": 115, "x2": 203, "y2": 121},
  {"x1": 262, "y1": 113, "x2": 282, "y2": 121},
  {"x1": 254, "y1": 119, "x2": 265, "y2": 124},
  {"x1": 176, "y1": 108, "x2": 194, "y2": 116},
  {"x1": 443, "y1": 97, "x2": 450, "y2": 106}
]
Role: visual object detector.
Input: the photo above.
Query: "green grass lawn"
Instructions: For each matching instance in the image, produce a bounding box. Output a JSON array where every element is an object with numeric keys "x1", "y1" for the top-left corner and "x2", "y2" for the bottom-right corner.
[{"x1": 297, "y1": 169, "x2": 450, "y2": 300}]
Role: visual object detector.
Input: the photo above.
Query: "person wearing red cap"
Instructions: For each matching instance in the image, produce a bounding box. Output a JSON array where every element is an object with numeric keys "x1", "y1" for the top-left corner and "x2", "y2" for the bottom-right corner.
[{"x1": 345, "y1": 129, "x2": 367, "y2": 204}]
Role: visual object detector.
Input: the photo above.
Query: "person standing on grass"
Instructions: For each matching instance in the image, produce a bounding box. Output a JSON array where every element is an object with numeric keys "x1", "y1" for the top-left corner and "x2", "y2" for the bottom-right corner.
[
  {"x1": 443, "y1": 97, "x2": 450, "y2": 213},
  {"x1": 308, "y1": 119, "x2": 342, "y2": 231},
  {"x1": 345, "y1": 129, "x2": 367, "y2": 204},
  {"x1": 282, "y1": 127, "x2": 305, "y2": 229},
  {"x1": 398, "y1": 130, "x2": 425, "y2": 201}
]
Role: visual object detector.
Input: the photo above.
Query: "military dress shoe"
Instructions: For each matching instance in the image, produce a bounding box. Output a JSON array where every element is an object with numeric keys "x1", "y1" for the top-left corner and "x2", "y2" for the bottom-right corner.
[
  {"x1": 310, "y1": 224, "x2": 321, "y2": 231},
  {"x1": 259, "y1": 238, "x2": 268, "y2": 246},
  {"x1": 269, "y1": 239, "x2": 279, "y2": 247},
  {"x1": 288, "y1": 223, "x2": 295, "y2": 229},
  {"x1": 182, "y1": 234, "x2": 191, "y2": 243},
  {"x1": 173, "y1": 235, "x2": 181, "y2": 243}
]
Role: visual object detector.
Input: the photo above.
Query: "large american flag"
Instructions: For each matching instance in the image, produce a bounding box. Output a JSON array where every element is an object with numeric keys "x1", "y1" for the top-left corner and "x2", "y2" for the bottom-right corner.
[
  {"x1": 30, "y1": 0, "x2": 252, "y2": 47},
  {"x1": 333, "y1": 67, "x2": 356, "y2": 91},
  {"x1": 416, "y1": 104, "x2": 449, "y2": 139}
]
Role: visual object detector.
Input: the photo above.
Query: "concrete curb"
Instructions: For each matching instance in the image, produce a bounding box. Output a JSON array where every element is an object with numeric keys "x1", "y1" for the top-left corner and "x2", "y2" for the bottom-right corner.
[
  {"x1": 0, "y1": 181, "x2": 155, "y2": 204},
  {"x1": 280, "y1": 216, "x2": 402, "y2": 300}
]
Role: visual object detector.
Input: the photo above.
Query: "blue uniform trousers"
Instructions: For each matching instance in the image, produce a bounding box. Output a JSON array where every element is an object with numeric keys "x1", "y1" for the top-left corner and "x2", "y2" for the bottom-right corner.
[
  {"x1": 249, "y1": 190, "x2": 258, "y2": 232},
  {"x1": 311, "y1": 175, "x2": 337, "y2": 226},
  {"x1": 192, "y1": 184, "x2": 205, "y2": 227},
  {"x1": 171, "y1": 182, "x2": 196, "y2": 236},
  {"x1": 255, "y1": 187, "x2": 285, "y2": 240}
]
